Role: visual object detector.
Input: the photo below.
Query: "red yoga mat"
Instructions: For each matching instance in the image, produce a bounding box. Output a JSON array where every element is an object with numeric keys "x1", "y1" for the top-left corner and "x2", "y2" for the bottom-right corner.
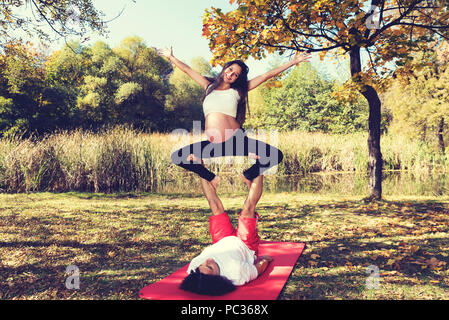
[{"x1": 139, "y1": 241, "x2": 305, "y2": 300}]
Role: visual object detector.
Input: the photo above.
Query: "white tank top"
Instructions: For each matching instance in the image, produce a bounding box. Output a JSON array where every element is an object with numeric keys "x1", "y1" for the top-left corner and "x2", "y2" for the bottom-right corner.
[{"x1": 203, "y1": 88, "x2": 240, "y2": 118}]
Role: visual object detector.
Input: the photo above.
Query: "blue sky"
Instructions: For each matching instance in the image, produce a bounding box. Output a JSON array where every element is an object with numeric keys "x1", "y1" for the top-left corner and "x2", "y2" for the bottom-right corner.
[
  {"x1": 86, "y1": 0, "x2": 232, "y2": 62},
  {"x1": 54, "y1": 0, "x2": 350, "y2": 81}
]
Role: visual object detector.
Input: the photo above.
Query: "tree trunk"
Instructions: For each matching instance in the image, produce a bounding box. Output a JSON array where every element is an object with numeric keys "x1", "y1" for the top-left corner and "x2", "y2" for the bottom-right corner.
[
  {"x1": 438, "y1": 117, "x2": 445, "y2": 154},
  {"x1": 350, "y1": 46, "x2": 383, "y2": 200}
]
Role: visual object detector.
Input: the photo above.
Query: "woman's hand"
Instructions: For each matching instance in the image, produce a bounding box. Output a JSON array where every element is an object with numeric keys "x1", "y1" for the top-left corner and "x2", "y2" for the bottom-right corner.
[
  {"x1": 157, "y1": 46, "x2": 210, "y2": 89},
  {"x1": 291, "y1": 51, "x2": 312, "y2": 65},
  {"x1": 157, "y1": 46, "x2": 174, "y2": 60},
  {"x1": 248, "y1": 51, "x2": 311, "y2": 91}
]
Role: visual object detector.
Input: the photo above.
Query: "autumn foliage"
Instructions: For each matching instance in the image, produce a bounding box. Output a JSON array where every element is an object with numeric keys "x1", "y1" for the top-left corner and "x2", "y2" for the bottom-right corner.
[{"x1": 203, "y1": 0, "x2": 449, "y2": 88}]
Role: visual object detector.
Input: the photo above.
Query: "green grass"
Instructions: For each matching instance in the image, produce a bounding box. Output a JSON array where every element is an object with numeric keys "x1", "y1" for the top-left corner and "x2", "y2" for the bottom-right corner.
[{"x1": 1, "y1": 190, "x2": 448, "y2": 300}]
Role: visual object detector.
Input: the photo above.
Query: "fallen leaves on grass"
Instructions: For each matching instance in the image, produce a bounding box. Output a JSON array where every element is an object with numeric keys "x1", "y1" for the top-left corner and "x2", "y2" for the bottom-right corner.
[{"x1": 1, "y1": 193, "x2": 448, "y2": 300}]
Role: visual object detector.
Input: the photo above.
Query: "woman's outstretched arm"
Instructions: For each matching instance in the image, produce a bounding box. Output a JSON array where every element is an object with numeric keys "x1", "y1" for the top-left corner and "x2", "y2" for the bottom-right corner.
[
  {"x1": 158, "y1": 47, "x2": 211, "y2": 89},
  {"x1": 248, "y1": 51, "x2": 312, "y2": 91}
]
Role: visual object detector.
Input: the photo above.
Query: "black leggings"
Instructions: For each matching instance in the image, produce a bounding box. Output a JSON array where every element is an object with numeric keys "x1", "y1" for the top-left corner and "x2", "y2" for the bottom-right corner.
[{"x1": 170, "y1": 129, "x2": 283, "y2": 181}]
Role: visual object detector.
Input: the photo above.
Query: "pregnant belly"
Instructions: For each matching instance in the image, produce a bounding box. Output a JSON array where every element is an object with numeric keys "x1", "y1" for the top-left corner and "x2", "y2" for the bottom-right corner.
[{"x1": 205, "y1": 113, "x2": 241, "y2": 143}]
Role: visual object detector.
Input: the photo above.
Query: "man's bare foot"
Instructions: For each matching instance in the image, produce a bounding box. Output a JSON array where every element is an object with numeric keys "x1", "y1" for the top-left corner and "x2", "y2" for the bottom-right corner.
[
  {"x1": 240, "y1": 174, "x2": 252, "y2": 190},
  {"x1": 187, "y1": 154, "x2": 203, "y2": 165},
  {"x1": 210, "y1": 175, "x2": 221, "y2": 191},
  {"x1": 248, "y1": 152, "x2": 260, "y2": 160}
]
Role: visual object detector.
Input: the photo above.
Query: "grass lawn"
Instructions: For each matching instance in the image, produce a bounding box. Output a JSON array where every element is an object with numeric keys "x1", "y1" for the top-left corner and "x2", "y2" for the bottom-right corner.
[{"x1": 1, "y1": 190, "x2": 448, "y2": 300}]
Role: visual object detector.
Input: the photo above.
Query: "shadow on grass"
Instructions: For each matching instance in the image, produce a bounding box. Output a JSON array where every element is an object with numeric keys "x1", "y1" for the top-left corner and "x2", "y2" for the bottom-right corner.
[
  {"x1": 284, "y1": 236, "x2": 449, "y2": 299},
  {"x1": 249, "y1": 198, "x2": 448, "y2": 299},
  {"x1": 0, "y1": 237, "x2": 205, "y2": 299}
]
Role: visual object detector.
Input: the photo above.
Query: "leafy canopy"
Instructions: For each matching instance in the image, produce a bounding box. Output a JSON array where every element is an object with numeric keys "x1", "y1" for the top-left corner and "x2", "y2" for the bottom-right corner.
[{"x1": 203, "y1": 0, "x2": 449, "y2": 88}]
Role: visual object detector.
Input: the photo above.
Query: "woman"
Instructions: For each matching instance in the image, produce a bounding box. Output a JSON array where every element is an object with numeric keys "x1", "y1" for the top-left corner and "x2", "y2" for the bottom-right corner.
[{"x1": 159, "y1": 47, "x2": 311, "y2": 190}]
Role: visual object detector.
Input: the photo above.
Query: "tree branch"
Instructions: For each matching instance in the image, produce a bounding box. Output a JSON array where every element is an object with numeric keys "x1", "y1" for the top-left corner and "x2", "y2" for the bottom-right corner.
[
  {"x1": 397, "y1": 22, "x2": 449, "y2": 29},
  {"x1": 366, "y1": 0, "x2": 423, "y2": 46}
]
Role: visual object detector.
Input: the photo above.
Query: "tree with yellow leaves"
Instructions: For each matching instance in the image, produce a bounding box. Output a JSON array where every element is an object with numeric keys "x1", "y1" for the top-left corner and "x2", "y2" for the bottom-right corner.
[{"x1": 203, "y1": 0, "x2": 449, "y2": 200}]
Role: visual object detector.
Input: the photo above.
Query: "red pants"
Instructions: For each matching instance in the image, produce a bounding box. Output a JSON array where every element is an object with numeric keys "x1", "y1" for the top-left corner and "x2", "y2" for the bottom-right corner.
[{"x1": 209, "y1": 212, "x2": 260, "y2": 255}]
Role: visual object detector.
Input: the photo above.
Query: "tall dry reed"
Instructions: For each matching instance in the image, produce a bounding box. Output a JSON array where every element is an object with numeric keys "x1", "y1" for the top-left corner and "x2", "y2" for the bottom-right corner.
[{"x1": 0, "y1": 126, "x2": 447, "y2": 193}]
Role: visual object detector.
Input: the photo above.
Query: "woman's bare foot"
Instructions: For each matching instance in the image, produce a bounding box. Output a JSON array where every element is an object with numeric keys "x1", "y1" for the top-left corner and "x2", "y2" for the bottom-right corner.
[
  {"x1": 210, "y1": 175, "x2": 221, "y2": 191},
  {"x1": 240, "y1": 174, "x2": 252, "y2": 190}
]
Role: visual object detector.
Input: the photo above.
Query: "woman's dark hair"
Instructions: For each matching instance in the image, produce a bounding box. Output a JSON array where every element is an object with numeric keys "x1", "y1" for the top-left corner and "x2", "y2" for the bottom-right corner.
[
  {"x1": 179, "y1": 268, "x2": 237, "y2": 296},
  {"x1": 204, "y1": 60, "x2": 250, "y2": 127}
]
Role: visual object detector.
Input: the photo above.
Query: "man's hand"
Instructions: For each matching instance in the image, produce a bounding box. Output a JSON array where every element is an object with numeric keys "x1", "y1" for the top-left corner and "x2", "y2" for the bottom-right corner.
[
  {"x1": 259, "y1": 255, "x2": 273, "y2": 262},
  {"x1": 255, "y1": 255, "x2": 273, "y2": 276}
]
